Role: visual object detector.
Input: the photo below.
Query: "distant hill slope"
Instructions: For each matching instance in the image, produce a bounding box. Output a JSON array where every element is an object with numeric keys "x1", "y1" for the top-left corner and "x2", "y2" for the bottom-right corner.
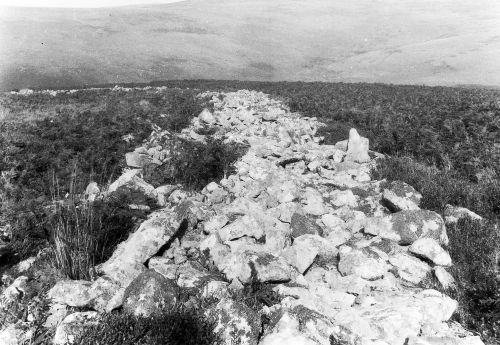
[{"x1": 1, "y1": 0, "x2": 500, "y2": 91}]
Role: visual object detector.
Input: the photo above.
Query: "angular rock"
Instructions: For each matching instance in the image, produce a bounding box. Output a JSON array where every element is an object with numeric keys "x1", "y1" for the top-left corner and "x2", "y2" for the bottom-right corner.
[
  {"x1": 382, "y1": 181, "x2": 422, "y2": 212},
  {"x1": 389, "y1": 253, "x2": 432, "y2": 284},
  {"x1": 220, "y1": 251, "x2": 294, "y2": 284},
  {"x1": 326, "y1": 228, "x2": 351, "y2": 247},
  {"x1": 206, "y1": 298, "x2": 260, "y2": 345},
  {"x1": 321, "y1": 213, "x2": 345, "y2": 230},
  {"x1": 53, "y1": 312, "x2": 98, "y2": 345},
  {"x1": 282, "y1": 240, "x2": 318, "y2": 273},
  {"x1": 293, "y1": 234, "x2": 338, "y2": 260},
  {"x1": 302, "y1": 187, "x2": 327, "y2": 216},
  {"x1": 290, "y1": 213, "x2": 323, "y2": 238},
  {"x1": 202, "y1": 280, "x2": 231, "y2": 300},
  {"x1": 338, "y1": 247, "x2": 390, "y2": 280},
  {"x1": 219, "y1": 215, "x2": 266, "y2": 242},
  {"x1": 122, "y1": 269, "x2": 177, "y2": 317},
  {"x1": 434, "y1": 267, "x2": 456, "y2": 290},
  {"x1": 390, "y1": 210, "x2": 448, "y2": 245},
  {"x1": 407, "y1": 335, "x2": 484, "y2": 345},
  {"x1": 443, "y1": 204, "x2": 482, "y2": 225},
  {"x1": 48, "y1": 280, "x2": 93, "y2": 307},
  {"x1": 84, "y1": 182, "x2": 100, "y2": 202},
  {"x1": 363, "y1": 216, "x2": 401, "y2": 241},
  {"x1": 409, "y1": 238, "x2": 452, "y2": 266},
  {"x1": 0, "y1": 325, "x2": 26, "y2": 345},
  {"x1": 153, "y1": 184, "x2": 179, "y2": 207},
  {"x1": 199, "y1": 108, "x2": 216, "y2": 124},
  {"x1": 203, "y1": 214, "x2": 230, "y2": 234},
  {"x1": 149, "y1": 257, "x2": 212, "y2": 290},
  {"x1": 125, "y1": 151, "x2": 152, "y2": 168},
  {"x1": 98, "y1": 210, "x2": 181, "y2": 285},
  {"x1": 107, "y1": 168, "x2": 155, "y2": 198},
  {"x1": 260, "y1": 310, "x2": 326, "y2": 345},
  {"x1": 345, "y1": 128, "x2": 371, "y2": 163},
  {"x1": 329, "y1": 189, "x2": 358, "y2": 208}
]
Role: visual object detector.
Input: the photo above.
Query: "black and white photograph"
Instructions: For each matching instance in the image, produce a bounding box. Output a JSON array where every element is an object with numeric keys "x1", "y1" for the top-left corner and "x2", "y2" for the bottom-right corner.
[{"x1": 0, "y1": 0, "x2": 499, "y2": 344}]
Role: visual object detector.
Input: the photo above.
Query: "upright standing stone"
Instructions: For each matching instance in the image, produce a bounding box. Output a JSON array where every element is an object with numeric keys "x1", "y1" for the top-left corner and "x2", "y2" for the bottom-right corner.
[{"x1": 345, "y1": 129, "x2": 371, "y2": 163}]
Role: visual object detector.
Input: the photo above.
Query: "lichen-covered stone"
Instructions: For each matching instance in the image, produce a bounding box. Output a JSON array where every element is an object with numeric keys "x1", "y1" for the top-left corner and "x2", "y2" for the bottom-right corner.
[
  {"x1": 409, "y1": 238, "x2": 452, "y2": 266},
  {"x1": 122, "y1": 269, "x2": 177, "y2": 317},
  {"x1": 390, "y1": 210, "x2": 448, "y2": 245},
  {"x1": 290, "y1": 213, "x2": 323, "y2": 238},
  {"x1": 206, "y1": 298, "x2": 260, "y2": 345},
  {"x1": 382, "y1": 181, "x2": 422, "y2": 212}
]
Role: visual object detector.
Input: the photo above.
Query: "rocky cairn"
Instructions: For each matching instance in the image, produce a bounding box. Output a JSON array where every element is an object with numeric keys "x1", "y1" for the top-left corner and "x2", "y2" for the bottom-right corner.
[{"x1": 0, "y1": 90, "x2": 484, "y2": 345}]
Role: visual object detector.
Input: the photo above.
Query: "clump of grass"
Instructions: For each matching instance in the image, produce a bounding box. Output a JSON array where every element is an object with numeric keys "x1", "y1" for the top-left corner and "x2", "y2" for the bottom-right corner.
[
  {"x1": 49, "y1": 175, "x2": 140, "y2": 280},
  {"x1": 76, "y1": 307, "x2": 220, "y2": 345},
  {"x1": 145, "y1": 137, "x2": 247, "y2": 190}
]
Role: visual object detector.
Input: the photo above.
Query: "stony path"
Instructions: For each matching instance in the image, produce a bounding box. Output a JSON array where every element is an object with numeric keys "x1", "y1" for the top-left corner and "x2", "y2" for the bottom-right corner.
[{"x1": 0, "y1": 89, "x2": 484, "y2": 345}]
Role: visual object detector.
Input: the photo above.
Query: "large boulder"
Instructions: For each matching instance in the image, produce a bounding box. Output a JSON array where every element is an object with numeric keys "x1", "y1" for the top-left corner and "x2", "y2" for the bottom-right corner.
[
  {"x1": 98, "y1": 209, "x2": 181, "y2": 285},
  {"x1": 390, "y1": 210, "x2": 448, "y2": 245},
  {"x1": 122, "y1": 269, "x2": 177, "y2": 317}
]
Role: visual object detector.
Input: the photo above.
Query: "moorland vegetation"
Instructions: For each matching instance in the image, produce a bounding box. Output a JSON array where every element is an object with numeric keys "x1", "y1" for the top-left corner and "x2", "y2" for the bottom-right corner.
[{"x1": 0, "y1": 81, "x2": 499, "y2": 343}]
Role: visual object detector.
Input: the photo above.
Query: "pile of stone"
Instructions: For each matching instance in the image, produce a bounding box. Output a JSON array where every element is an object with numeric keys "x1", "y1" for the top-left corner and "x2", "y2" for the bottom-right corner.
[{"x1": 0, "y1": 90, "x2": 484, "y2": 345}]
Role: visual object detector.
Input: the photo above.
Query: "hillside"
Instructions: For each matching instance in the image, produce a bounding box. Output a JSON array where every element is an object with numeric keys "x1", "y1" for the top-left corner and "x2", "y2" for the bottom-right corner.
[
  {"x1": 1, "y1": 0, "x2": 500, "y2": 91},
  {"x1": 1, "y1": 86, "x2": 498, "y2": 345},
  {"x1": 0, "y1": 82, "x2": 499, "y2": 344}
]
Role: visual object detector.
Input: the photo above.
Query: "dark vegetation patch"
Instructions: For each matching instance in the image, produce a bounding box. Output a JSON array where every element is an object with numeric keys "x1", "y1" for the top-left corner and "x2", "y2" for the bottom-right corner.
[
  {"x1": 144, "y1": 137, "x2": 248, "y2": 190},
  {"x1": 76, "y1": 307, "x2": 220, "y2": 345},
  {"x1": 0, "y1": 88, "x2": 211, "y2": 265}
]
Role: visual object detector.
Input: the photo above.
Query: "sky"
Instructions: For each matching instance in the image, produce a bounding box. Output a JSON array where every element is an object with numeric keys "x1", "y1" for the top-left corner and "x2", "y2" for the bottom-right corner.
[{"x1": 0, "y1": 0, "x2": 186, "y2": 7}]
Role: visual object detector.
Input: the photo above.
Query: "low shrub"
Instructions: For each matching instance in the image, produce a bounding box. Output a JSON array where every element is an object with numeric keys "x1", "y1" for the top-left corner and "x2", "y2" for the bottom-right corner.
[
  {"x1": 76, "y1": 307, "x2": 220, "y2": 345},
  {"x1": 145, "y1": 137, "x2": 247, "y2": 190},
  {"x1": 447, "y1": 218, "x2": 500, "y2": 343}
]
